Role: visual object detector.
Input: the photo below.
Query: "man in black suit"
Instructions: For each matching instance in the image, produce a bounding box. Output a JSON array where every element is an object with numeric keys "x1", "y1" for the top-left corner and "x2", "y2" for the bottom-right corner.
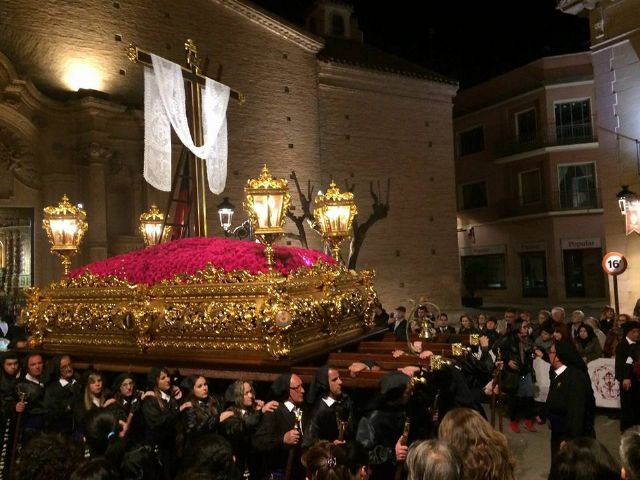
[
  {"x1": 390, "y1": 306, "x2": 408, "y2": 341},
  {"x1": 545, "y1": 342, "x2": 595, "y2": 464},
  {"x1": 253, "y1": 373, "x2": 306, "y2": 480},
  {"x1": 615, "y1": 321, "x2": 640, "y2": 432}
]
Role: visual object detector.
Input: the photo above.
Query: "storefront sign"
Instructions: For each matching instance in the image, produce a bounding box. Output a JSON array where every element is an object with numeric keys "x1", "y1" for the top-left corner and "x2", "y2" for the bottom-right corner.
[
  {"x1": 517, "y1": 242, "x2": 546, "y2": 252},
  {"x1": 459, "y1": 244, "x2": 506, "y2": 256},
  {"x1": 560, "y1": 237, "x2": 601, "y2": 250}
]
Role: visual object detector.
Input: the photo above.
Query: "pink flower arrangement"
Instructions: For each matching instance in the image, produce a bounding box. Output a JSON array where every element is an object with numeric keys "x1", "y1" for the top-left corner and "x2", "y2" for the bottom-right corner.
[{"x1": 69, "y1": 237, "x2": 336, "y2": 285}]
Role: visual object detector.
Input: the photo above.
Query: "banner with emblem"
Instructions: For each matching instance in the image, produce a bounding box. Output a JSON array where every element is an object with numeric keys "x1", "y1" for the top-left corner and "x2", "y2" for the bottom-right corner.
[
  {"x1": 588, "y1": 358, "x2": 620, "y2": 409},
  {"x1": 534, "y1": 357, "x2": 620, "y2": 408},
  {"x1": 625, "y1": 203, "x2": 640, "y2": 235}
]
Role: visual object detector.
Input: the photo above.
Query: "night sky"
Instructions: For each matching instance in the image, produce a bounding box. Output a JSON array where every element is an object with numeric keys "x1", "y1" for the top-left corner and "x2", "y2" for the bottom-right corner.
[{"x1": 252, "y1": 0, "x2": 591, "y2": 88}]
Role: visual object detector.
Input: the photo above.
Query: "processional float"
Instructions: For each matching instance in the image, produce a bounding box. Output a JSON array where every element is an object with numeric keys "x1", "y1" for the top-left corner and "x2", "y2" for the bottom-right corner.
[{"x1": 22, "y1": 40, "x2": 378, "y2": 373}]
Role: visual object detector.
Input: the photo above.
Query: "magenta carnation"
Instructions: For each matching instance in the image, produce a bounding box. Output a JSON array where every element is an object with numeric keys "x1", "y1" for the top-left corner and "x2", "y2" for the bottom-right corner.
[{"x1": 69, "y1": 237, "x2": 336, "y2": 285}]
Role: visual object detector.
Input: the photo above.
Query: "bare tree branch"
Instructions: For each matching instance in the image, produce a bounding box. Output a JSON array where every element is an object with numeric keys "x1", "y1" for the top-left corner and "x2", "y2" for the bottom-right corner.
[
  {"x1": 285, "y1": 171, "x2": 319, "y2": 248},
  {"x1": 347, "y1": 179, "x2": 390, "y2": 269}
]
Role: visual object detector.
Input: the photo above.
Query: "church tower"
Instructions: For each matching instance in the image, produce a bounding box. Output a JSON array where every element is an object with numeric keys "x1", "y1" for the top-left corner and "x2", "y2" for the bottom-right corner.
[{"x1": 305, "y1": 0, "x2": 364, "y2": 42}]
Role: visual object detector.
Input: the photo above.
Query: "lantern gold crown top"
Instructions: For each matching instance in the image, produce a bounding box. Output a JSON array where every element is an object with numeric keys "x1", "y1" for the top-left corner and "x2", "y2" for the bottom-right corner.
[
  {"x1": 316, "y1": 181, "x2": 355, "y2": 204},
  {"x1": 43, "y1": 195, "x2": 87, "y2": 220},
  {"x1": 139, "y1": 205, "x2": 164, "y2": 223},
  {"x1": 246, "y1": 165, "x2": 289, "y2": 190}
]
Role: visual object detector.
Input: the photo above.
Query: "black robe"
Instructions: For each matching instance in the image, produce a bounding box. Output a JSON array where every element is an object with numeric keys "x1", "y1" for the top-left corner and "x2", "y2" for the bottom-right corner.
[
  {"x1": 302, "y1": 394, "x2": 353, "y2": 448},
  {"x1": 545, "y1": 365, "x2": 595, "y2": 456},
  {"x1": 15, "y1": 377, "x2": 47, "y2": 435},
  {"x1": 180, "y1": 398, "x2": 219, "y2": 446},
  {"x1": 142, "y1": 393, "x2": 179, "y2": 480},
  {"x1": 356, "y1": 405, "x2": 407, "y2": 480},
  {"x1": 43, "y1": 378, "x2": 81, "y2": 434},
  {"x1": 615, "y1": 337, "x2": 640, "y2": 431},
  {"x1": 253, "y1": 402, "x2": 307, "y2": 479},
  {"x1": 219, "y1": 408, "x2": 262, "y2": 478}
]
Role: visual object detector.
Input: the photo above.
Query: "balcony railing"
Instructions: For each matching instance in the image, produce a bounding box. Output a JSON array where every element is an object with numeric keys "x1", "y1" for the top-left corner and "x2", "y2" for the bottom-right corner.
[
  {"x1": 494, "y1": 122, "x2": 596, "y2": 159},
  {"x1": 495, "y1": 188, "x2": 602, "y2": 218}
]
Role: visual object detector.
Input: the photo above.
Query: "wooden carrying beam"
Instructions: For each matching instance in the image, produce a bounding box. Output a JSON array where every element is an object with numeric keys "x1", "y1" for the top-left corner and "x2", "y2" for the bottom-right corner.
[{"x1": 127, "y1": 43, "x2": 245, "y2": 104}]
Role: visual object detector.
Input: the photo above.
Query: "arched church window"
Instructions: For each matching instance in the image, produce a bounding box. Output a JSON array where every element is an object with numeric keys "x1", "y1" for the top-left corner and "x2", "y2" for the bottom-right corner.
[{"x1": 331, "y1": 14, "x2": 345, "y2": 37}]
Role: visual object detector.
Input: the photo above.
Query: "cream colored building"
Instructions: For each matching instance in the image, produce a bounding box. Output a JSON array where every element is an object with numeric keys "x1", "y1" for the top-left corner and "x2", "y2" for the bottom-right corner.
[
  {"x1": 559, "y1": 0, "x2": 640, "y2": 314},
  {"x1": 454, "y1": 52, "x2": 607, "y2": 306},
  {"x1": 0, "y1": 0, "x2": 460, "y2": 309}
]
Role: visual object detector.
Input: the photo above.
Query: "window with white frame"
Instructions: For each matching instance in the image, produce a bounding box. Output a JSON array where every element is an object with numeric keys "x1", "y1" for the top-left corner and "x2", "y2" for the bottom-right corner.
[
  {"x1": 558, "y1": 162, "x2": 597, "y2": 209},
  {"x1": 554, "y1": 99, "x2": 592, "y2": 142},
  {"x1": 519, "y1": 169, "x2": 542, "y2": 205}
]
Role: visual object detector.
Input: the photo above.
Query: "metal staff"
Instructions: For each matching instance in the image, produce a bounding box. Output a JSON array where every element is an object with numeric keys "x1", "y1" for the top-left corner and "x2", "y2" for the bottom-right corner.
[
  {"x1": 8, "y1": 390, "x2": 27, "y2": 479},
  {"x1": 490, "y1": 348, "x2": 504, "y2": 431},
  {"x1": 285, "y1": 408, "x2": 303, "y2": 480},
  {"x1": 394, "y1": 418, "x2": 411, "y2": 480}
]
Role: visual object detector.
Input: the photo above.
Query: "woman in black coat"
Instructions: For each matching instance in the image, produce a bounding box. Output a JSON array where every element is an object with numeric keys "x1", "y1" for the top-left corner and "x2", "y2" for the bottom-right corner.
[
  {"x1": 178, "y1": 375, "x2": 219, "y2": 448},
  {"x1": 141, "y1": 367, "x2": 181, "y2": 480}
]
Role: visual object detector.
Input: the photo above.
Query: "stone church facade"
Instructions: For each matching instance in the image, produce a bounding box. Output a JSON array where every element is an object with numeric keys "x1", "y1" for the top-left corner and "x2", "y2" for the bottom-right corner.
[{"x1": 0, "y1": 0, "x2": 460, "y2": 309}]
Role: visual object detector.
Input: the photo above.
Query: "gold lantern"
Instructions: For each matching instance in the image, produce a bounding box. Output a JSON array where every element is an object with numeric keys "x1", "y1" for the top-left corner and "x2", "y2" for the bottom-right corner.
[
  {"x1": 244, "y1": 165, "x2": 291, "y2": 269},
  {"x1": 313, "y1": 181, "x2": 357, "y2": 261},
  {"x1": 42, "y1": 195, "x2": 88, "y2": 275},
  {"x1": 139, "y1": 205, "x2": 170, "y2": 247}
]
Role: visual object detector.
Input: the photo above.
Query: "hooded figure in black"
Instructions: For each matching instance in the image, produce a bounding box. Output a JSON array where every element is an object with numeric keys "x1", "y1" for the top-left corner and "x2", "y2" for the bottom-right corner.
[
  {"x1": 253, "y1": 373, "x2": 306, "y2": 480},
  {"x1": 43, "y1": 355, "x2": 81, "y2": 434},
  {"x1": 356, "y1": 371, "x2": 412, "y2": 480},
  {"x1": 545, "y1": 341, "x2": 595, "y2": 462},
  {"x1": 302, "y1": 365, "x2": 354, "y2": 448}
]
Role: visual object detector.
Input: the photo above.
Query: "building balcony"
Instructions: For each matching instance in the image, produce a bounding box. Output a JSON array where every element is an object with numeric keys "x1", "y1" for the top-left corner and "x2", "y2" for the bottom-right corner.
[
  {"x1": 494, "y1": 123, "x2": 597, "y2": 159},
  {"x1": 495, "y1": 188, "x2": 602, "y2": 218}
]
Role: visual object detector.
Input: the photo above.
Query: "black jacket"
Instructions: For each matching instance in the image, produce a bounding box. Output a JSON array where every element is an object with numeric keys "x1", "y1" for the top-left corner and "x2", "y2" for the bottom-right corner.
[{"x1": 253, "y1": 402, "x2": 306, "y2": 477}]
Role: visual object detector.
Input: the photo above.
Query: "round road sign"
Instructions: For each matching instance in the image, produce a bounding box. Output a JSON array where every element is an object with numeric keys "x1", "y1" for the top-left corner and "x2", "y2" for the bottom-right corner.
[{"x1": 602, "y1": 252, "x2": 627, "y2": 276}]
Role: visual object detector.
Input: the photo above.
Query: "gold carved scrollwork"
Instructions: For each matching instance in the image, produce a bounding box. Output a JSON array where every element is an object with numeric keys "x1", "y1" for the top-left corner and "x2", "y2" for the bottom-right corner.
[{"x1": 23, "y1": 258, "x2": 378, "y2": 359}]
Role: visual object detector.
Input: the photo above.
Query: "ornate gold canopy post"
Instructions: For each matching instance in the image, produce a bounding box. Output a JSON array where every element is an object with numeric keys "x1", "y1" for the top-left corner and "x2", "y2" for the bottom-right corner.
[
  {"x1": 244, "y1": 165, "x2": 291, "y2": 270},
  {"x1": 139, "y1": 205, "x2": 171, "y2": 247},
  {"x1": 314, "y1": 182, "x2": 357, "y2": 262},
  {"x1": 42, "y1": 195, "x2": 88, "y2": 275}
]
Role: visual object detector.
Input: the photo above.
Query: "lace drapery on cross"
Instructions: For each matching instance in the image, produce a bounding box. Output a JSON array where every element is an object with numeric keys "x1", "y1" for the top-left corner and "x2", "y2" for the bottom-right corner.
[{"x1": 144, "y1": 54, "x2": 230, "y2": 194}]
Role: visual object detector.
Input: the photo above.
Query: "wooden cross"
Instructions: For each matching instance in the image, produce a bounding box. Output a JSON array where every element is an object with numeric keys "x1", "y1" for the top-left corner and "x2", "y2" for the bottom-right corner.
[{"x1": 126, "y1": 39, "x2": 244, "y2": 238}]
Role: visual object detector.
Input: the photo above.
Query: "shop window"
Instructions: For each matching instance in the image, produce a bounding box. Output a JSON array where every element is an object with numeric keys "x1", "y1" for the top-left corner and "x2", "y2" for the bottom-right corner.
[{"x1": 462, "y1": 254, "x2": 506, "y2": 290}]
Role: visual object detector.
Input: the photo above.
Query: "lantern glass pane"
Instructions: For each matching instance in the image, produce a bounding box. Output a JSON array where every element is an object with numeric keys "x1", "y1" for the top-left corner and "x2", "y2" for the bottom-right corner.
[
  {"x1": 49, "y1": 219, "x2": 78, "y2": 247},
  {"x1": 218, "y1": 209, "x2": 233, "y2": 230},
  {"x1": 144, "y1": 222, "x2": 162, "y2": 245},
  {"x1": 325, "y1": 205, "x2": 351, "y2": 233}
]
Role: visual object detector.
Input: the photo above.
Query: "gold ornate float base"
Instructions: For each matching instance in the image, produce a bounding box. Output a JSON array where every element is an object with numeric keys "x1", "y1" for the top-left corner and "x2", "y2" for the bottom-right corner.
[{"x1": 21, "y1": 263, "x2": 377, "y2": 370}]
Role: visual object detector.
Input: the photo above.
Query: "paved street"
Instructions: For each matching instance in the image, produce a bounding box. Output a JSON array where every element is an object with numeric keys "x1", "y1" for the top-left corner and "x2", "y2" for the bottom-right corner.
[{"x1": 502, "y1": 411, "x2": 621, "y2": 479}]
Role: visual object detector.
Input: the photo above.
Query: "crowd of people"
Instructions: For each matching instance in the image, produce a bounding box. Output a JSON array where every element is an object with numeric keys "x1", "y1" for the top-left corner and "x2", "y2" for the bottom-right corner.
[{"x1": 0, "y1": 302, "x2": 640, "y2": 479}]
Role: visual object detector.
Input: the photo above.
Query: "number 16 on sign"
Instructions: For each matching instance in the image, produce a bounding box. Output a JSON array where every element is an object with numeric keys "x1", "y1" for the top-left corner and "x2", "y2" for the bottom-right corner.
[{"x1": 602, "y1": 252, "x2": 627, "y2": 313}]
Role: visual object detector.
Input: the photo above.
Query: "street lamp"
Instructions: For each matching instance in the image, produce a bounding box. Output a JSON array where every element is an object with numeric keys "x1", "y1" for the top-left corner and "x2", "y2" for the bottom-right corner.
[
  {"x1": 617, "y1": 185, "x2": 640, "y2": 235},
  {"x1": 139, "y1": 205, "x2": 170, "y2": 247},
  {"x1": 42, "y1": 194, "x2": 88, "y2": 275},
  {"x1": 217, "y1": 197, "x2": 252, "y2": 239},
  {"x1": 244, "y1": 165, "x2": 291, "y2": 270},
  {"x1": 314, "y1": 181, "x2": 357, "y2": 262},
  {"x1": 617, "y1": 185, "x2": 638, "y2": 215}
]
